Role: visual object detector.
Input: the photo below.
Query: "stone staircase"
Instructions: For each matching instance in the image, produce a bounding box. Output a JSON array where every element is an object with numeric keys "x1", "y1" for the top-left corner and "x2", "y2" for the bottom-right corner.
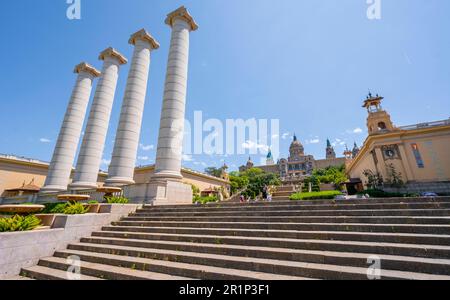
[
  {"x1": 20, "y1": 197, "x2": 450, "y2": 280},
  {"x1": 272, "y1": 185, "x2": 297, "y2": 201}
]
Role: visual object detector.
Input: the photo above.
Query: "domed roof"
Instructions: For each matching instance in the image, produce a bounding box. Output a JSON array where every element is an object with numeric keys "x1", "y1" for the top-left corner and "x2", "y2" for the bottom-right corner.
[{"x1": 290, "y1": 134, "x2": 303, "y2": 148}]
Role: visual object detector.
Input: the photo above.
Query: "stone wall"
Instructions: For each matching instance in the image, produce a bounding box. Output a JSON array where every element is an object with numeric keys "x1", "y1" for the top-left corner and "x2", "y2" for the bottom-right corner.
[
  {"x1": 383, "y1": 181, "x2": 450, "y2": 195},
  {"x1": 0, "y1": 204, "x2": 140, "y2": 279}
]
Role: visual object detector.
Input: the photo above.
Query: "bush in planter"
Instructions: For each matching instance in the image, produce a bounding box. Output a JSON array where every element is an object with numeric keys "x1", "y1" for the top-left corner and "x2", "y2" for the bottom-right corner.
[
  {"x1": 0, "y1": 215, "x2": 42, "y2": 232},
  {"x1": 105, "y1": 196, "x2": 129, "y2": 204},
  {"x1": 290, "y1": 191, "x2": 343, "y2": 201},
  {"x1": 62, "y1": 203, "x2": 89, "y2": 215},
  {"x1": 193, "y1": 195, "x2": 218, "y2": 205}
]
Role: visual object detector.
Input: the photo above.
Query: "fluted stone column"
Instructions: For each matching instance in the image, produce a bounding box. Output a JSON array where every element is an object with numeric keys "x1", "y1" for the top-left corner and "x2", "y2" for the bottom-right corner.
[
  {"x1": 153, "y1": 6, "x2": 198, "y2": 181},
  {"x1": 105, "y1": 30, "x2": 160, "y2": 187},
  {"x1": 40, "y1": 63, "x2": 100, "y2": 194},
  {"x1": 70, "y1": 48, "x2": 127, "y2": 190}
]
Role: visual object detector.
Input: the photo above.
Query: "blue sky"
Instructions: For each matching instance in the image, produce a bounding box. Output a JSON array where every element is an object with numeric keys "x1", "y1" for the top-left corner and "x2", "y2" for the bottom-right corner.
[{"x1": 0, "y1": 0, "x2": 449, "y2": 172}]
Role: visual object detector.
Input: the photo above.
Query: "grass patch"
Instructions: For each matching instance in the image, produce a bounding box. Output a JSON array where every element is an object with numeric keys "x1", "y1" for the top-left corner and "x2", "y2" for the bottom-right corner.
[{"x1": 290, "y1": 191, "x2": 343, "y2": 201}]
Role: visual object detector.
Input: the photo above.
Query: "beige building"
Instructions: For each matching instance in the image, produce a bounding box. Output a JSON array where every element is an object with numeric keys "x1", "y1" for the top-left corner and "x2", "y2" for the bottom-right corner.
[
  {"x1": 346, "y1": 93, "x2": 450, "y2": 194},
  {"x1": 0, "y1": 154, "x2": 229, "y2": 200},
  {"x1": 240, "y1": 135, "x2": 347, "y2": 181}
]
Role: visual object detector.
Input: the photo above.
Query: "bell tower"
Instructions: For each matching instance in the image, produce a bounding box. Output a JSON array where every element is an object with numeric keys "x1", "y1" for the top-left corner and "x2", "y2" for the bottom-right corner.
[{"x1": 363, "y1": 93, "x2": 396, "y2": 135}]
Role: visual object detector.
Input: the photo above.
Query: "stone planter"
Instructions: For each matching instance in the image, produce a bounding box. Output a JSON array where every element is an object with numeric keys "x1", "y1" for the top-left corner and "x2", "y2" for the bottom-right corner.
[{"x1": 0, "y1": 204, "x2": 141, "y2": 279}]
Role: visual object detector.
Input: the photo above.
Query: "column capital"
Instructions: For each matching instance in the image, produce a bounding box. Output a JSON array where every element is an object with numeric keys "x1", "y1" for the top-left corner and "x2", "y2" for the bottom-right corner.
[
  {"x1": 129, "y1": 29, "x2": 160, "y2": 50},
  {"x1": 99, "y1": 47, "x2": 128, "y2": 65},
  {"x1": 74, "y1": 62, "x2": 101, "y2": 77},
  {"x1": 165, "y1": 6, "x2": 198, "y2": 31}
]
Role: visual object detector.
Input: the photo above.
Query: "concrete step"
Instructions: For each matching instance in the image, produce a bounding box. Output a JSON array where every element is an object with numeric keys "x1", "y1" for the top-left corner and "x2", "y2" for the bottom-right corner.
[
  {"x1": 139, "y1": 202, "x2": 450, "y2": 213},
  {"x1": 132, "y1": 209, "x2": 450, "y2": 217},
  {"x1": 20, "y1": 265, "x2": 102, "y2": 280},
  {"x1": 68, "y1": 241, "x2": 450, "y2": 276},
  {"x1": 275, "y1": 186, "x2": 297, "y2": 192},
  {"x1": 143, "y1": 197, "x2": 450, "y2": 210},
  {"x1": 37, "y1": 256, "x2": 193, "y2": 280},
  {"x1": 100, "y1": 226, "x2": 450, "y2": 246},
  {"x1": 111, "y1": 221, "x2": 450, "y2": 235},
  {"x1": 272, "y1": 197, "x2": 290, "y2": 201},
  {"x1": 272, "y1": 191, "x2": 295, "y2": 197},
  {"x1": 52, "y1": 249, "x2": 310, "y2": 280},
  {"x1": 121, "y1": 216, "x2": 450, "y2": 225},
  {"x1": 81, "y1": 236, "x2": 450, "y2": 259}
]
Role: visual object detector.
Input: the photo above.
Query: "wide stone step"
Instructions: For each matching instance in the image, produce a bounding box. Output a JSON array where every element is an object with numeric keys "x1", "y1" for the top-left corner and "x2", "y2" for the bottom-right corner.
[
  {"x1": 81, "y1": 236, "x2": 450, "y2": 259},
  {"x1": 21, "y1": 265, "x2": 102, "y2": 280},
  {"x1": 272, "y1": 191, "x2": 295, "y2": 197},
  {"x1": 101, "y1": 226, "x2": 450, "y2": 246},
  {"x1": 37, "y1": 256, "x2": 192, "y2": 280},
  {"x1": 132, "y1": 209, "x2": 450, "y2": 217},
  {"x1": 139, "y1": 202, "x2": 450, "y2": 213},
  {"x1": 52, "y1": 249, "x2": 309, "y2": 280},
  {"x1": 143, "y1": 197, "x2": 450, "y2": 210},
  {"x1": 69, "y1": 241, "x2": 450, "y2": 277},
  {"x1": 111, "y1": 221, "x2": 450, "y2": 235},
  {"x1": 121, "y1": 216, "x2": 450, "y2": 225}
]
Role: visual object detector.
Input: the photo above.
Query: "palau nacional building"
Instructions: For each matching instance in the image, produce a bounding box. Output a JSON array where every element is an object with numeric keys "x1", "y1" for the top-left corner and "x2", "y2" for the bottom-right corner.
[{"x1": 240, "y1": 93, "x2": 450, "y2": 195}]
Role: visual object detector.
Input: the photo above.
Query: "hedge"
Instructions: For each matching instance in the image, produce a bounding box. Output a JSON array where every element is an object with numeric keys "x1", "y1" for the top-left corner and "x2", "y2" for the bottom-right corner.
[{"x1": 290, "y1": 191, "x2": 343, "y2": 201}]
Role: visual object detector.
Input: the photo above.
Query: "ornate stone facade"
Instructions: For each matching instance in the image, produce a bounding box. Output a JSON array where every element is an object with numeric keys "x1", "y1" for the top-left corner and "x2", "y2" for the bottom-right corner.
[{"x1": 240, "y1": 134, "x2": 347, "y2": 180}]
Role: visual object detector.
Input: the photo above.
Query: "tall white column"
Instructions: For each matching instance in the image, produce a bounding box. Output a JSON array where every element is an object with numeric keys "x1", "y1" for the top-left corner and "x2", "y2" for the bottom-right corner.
[
  {"x1": 153, "y1": 6, "x2": 198, "y2": 181},
  {"x1": 105, "y1": 29, "x2": 160, "y2": 187},
  {"x1": 40, "y1": 63, "x2": 100, "y2": 194},
  {"x1": 70, "y1": 48, "x2": 127, "y2": 190}
]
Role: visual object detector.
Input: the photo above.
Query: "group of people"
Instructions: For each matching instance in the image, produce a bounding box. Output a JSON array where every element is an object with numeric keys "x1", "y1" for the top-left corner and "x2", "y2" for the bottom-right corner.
[{"x1": 239, "y1": 186, "x2": 272, "y2": 203}]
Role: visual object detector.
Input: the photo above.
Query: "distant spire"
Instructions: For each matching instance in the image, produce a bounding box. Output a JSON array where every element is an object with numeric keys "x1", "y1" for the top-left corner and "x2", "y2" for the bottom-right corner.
[
  {"x1": 327, "y1": 138, "x2": 332, "y2": 148},
  {"x1": 267, "y1": 148, "x2": 272, "y2": 159},
  {"x1": 293, "y1": 133, "x2": 297, "y2": 141}
]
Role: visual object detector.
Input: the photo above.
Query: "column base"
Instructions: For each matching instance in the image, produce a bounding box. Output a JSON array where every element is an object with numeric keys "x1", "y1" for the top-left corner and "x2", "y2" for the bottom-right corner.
[
  {"x1": 104, "y1": 177, "x2": 135, "y2": 187},
  {"x1": 123, "y1": 180, "x2": 192, "y2": 206},
  {"x1": 152, "y1": 170, "x2": 183, "y2": 181},
  {"x1": 68, "y1": 182, "x2": 99, "y2": 191},
  {"x1": 39, "y1": 185, "x2": 68, "y2": 194}
]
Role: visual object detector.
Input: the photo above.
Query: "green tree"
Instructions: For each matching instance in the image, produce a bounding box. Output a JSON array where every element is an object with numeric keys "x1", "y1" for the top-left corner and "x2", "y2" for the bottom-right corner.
[
  {"x1": 312, "y1": 165, "x2": 348, "y2": 188},
  {"x1": 204, "y1": 167, "x2": 224, "y2": 178}
]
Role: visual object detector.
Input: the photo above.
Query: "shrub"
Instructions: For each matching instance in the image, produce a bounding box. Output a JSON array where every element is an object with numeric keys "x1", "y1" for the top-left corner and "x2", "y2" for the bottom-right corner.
[
  {"x1": 88, "y1": 200, "x2": 99, "y2": 204},
  {"x1": 0, "y1": 215, "x2": 42, "y2": 232},
  {"x1": 46, "y1": 203, "x2": 68, "y2": 214},
  {"x1": 62, "y1": 202, "x2": 89, "y2": 215},
  {"x1": 290, "y1": 191, "x2": 343, "y2": 201},
  {"x1": 193, "y1": 195, "x2": 218, "y2": 205},
  {"x1": 105, "y1": 196, "x2": 129, "y2": 204}
]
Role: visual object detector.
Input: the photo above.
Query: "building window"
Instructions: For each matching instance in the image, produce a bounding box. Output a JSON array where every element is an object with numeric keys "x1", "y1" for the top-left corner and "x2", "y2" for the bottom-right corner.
[{"x1": 411, "y1": 144, "x2": 424, "y2": 168}]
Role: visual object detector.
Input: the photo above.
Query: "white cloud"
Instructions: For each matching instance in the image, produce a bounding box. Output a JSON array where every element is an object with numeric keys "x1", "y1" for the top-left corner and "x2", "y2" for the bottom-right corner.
[
  {"x1": 353, "y1": 127, "x2": 363, "y2": 134},
  {"x1": 242, "y1": 140, "x2": 269, "y2": 152},
  {"x1": 39, "y1": 138, "x2": 51, "y2": 143},
  {"x1": 281, "y1": 132, "x2": 291, "y2": 140},
  {"x1": 307, "y1": 138, "x2": 320, "y2": 144},
  {"x1": 182, "y1": 154, "x2": 193, "y2": 162},
  {"x1": 271, "y1": 134, "x2": 279, "y2": 139},
  {"x1": 138, "y1": 156, "x2": 150, "y2": 161},
  {"x1": 101, "y1": 159, "x2": 111, "y2": 166},
  {"x1": 194, "y1": 161, "x2": 207, "y2": 167},
  {"x1": 139, "y1": 144, "x2": 154, "y2": 151}
]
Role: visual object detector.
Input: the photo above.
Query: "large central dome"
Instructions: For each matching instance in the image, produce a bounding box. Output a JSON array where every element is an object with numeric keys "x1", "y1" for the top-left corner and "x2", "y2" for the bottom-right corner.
[{"x1": 289, "y1": 134, "x2": 305, "y2": 161}]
